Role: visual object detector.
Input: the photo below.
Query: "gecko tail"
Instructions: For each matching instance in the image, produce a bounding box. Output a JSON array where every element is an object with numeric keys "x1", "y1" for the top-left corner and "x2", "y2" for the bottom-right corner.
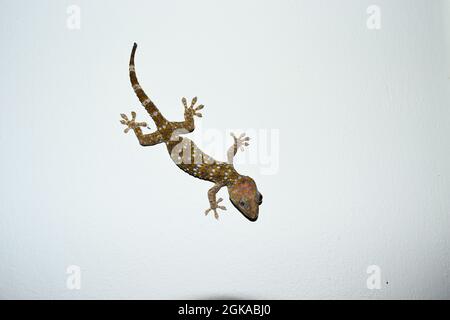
[{"x1": 129, "y1": 42, "x2": 167, "y2": 128}]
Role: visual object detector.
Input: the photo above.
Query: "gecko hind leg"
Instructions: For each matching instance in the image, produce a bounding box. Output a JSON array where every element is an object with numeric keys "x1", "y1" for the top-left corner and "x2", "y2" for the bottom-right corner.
[
  {"x1": 120, "y1": 111, "x2": 164, "y2": 146},
  {"x1": 172, "y1": 97, "x2": 204, "y2": 134}
]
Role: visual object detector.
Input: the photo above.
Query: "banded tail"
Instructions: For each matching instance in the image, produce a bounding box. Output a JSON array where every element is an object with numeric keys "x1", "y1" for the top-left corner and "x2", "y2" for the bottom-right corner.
[{"x1": 129, "y1": 43, "x2": 167, "y2": 128}]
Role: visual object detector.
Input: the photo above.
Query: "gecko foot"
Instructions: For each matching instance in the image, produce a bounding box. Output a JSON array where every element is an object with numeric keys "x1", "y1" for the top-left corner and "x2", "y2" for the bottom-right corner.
[
  {"x1": 204, "y1": 198, "x2": 227, "y2": 220},
  {"x1": 182, "y1": 97, "x2": 204, "y2": 118},
  {"x1": 231, "y1": 132, "x2": 250, "y2": 151},
  {"x1": 120, "y1": 111, "x2": 147, "y2": 133}
]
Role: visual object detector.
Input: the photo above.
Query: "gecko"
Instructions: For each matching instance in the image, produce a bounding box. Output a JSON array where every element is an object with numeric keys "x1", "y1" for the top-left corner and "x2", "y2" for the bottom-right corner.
[{"x1": 120, "y1": 43, "x2": 263, "y2": 221}]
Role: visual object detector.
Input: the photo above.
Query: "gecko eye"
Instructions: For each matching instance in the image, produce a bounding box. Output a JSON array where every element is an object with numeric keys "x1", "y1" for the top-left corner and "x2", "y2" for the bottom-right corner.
[
  {"x1": 239, "y1": 200, "x2": 249, "y2": 210},
  {"x1": 258, "y1": 193, "x2": 263, "y2": 205}
]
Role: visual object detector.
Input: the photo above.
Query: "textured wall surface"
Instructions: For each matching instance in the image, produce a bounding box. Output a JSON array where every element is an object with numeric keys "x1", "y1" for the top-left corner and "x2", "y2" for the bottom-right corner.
[{"x1": 0, "y1": 0, "x2": 449, "y2": 299}]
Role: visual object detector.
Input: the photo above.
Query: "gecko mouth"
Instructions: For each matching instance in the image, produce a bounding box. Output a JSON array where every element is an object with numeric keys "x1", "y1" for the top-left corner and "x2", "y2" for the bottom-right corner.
[{"x1": 230, "y1": 199, "x2": 259, "y2": 222}]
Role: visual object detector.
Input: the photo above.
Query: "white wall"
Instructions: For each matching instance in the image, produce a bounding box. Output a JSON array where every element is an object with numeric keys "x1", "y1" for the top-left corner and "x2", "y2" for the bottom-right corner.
[{"x1": 0, "y1": 0, "x2": 449, "y2": 299}]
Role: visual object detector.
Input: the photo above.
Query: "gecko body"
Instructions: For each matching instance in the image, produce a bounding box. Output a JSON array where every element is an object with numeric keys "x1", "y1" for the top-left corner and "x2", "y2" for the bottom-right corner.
[{"x1": 121, "y1": 43, "x2": 262, "y2": 221}]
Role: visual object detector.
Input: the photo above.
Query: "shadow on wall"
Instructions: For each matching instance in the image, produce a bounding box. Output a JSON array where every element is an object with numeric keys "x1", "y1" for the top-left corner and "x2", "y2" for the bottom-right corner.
[{"x1": 193, "y1": 294, "x2": 259, "y2": 300}]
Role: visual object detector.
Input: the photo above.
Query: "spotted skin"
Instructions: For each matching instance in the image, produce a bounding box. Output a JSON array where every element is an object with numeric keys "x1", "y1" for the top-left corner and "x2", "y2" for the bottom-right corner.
[
  {"x1": 167, "y1": 136, "x2": 241, "y2": 184},
  {"x1": 121, "y1": 43, "x2": 262, "y2": 221}
]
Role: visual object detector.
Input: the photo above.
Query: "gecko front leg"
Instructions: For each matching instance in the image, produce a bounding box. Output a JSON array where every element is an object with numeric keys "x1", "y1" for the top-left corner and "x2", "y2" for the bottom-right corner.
[
  {"x1": 227, "y1": 132, "x2": 250, "y2": 164},
  {"x1": 205, "y1": 183, "x2": 227, "y2": 220}
]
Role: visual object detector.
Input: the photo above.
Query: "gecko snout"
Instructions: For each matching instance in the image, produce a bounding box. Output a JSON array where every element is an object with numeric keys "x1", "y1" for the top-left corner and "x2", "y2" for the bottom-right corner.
[{"x1": 228, "y1": 176, "x2": 261, "y2": 222}]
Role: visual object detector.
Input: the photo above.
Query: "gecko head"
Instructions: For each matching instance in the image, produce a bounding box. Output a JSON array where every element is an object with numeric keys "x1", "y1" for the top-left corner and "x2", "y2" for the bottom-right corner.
[{"x1": 228, "y1": 176, "x2": 262, "y2": 222}]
